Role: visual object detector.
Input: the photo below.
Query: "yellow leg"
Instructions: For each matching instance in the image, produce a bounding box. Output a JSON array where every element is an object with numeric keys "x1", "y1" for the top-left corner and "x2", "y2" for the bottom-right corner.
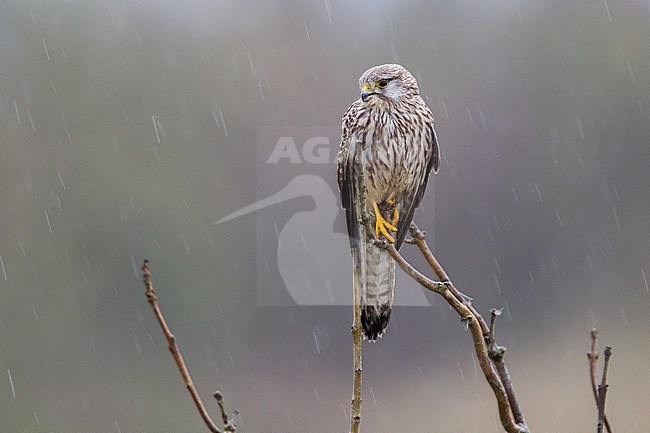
[{"x1": 373, "y1": 202, "x2": 397, "y2": 243}]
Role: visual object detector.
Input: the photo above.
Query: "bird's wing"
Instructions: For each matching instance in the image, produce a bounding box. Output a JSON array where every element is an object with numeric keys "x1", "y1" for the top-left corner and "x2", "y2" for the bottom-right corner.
[
  {"x1": 395, "y1": 112, "x2": 440, "y2": 249},
  {"x1": 337, "y1": 103, "x2": 362, "y2": 250},
  {"x1": 338, "y1": 102, "x2": 395, "y2": 340}
]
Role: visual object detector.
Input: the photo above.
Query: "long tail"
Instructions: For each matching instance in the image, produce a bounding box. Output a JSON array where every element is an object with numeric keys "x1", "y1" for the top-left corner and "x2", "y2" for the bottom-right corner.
[{"x1": 358, "y1": 235, "x2": 395, "y2": 341}]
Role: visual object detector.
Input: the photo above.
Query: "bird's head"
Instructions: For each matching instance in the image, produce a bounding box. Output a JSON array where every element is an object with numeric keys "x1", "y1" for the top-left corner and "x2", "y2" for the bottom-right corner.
[{"x1": 358, "y1": 64, "x2": 419, "y2": 104}]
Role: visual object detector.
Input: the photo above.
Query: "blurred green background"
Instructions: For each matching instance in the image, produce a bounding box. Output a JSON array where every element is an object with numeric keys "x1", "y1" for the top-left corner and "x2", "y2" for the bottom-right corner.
[{"x1": 1, "y1": 1, "x2": 649, "y2": 431}]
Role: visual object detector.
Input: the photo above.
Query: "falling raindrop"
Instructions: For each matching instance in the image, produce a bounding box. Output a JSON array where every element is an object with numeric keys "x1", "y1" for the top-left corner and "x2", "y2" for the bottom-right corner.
[
  {"x1": 181, "y1": 234, "x2": 191, "y2": 255},
  {"x1": 575, "y1": 114, "x2": 585, "y2": 141},
  {"x1": 0, "y1": 255, "x2": 7, "y2": 280},
  {"x1": 456, "y1": 362, "x2": 466, "y2": 381},
  {"x1": 312, "y1": 331, "x2": 321, "y2": 354},
  {"x1": 219, "y1": 111, "x2": 228, "y2": 136},
  {"x1": 258, "y1": 81, "x2": 265, "y2": 101},
  {"x1": 7, "y1": 369, "x2": 16, "y2": 398},
  {"x1": 13, "y1": 99, "x2": 21, "y2": 125},
  {"x1": 619, "y1": 306, "x2": 629, "y2": 326},
  {"x1": 466, "y1": 107, "x2": 474, "y2": 124},
  {"x1": 303, "y1": 20, "x2": 311, "y2": 41},
  {"x1": 603, "y1": 0, "x2": 613, "y2": 21},
  {"x1": 612, "y1": 207, "x2": 621, "y2": 230},
  {"x1": 511, "y1": 187, "x2": 519, "y2": 204},
  {"x1": 152, "y1": 115, "x2": 161, "y2": 143},
  {"x1": 301, "y1": 232, "x2": 309, "y2": 252},
  {"x1": 246, "y1": 52, "x2": 256, "y2": 77},
  {"x1": 44, "y1": 210, "x2": 53, "y2": 234},
  {"x1": 27, "y1": 111, "x2": 36, "y2": 132},
  {"x1": 369, "y1": 386, "x2": 377, "y2": 406},
  {"x1": 534, "y1": 184, "x2": 544, "y2": 203},
  {"x1": 494, "y1": 274, "x2": 501, "y2": 293},
  {"x1": 42, "y1": 38, "x2": 51, "y2": 61},
  {"x1": 325, "y1": 0, "x2": 333, "y2": 23},
  {"x1": 57, "y1": 172, "x2": 66, "y2": 190},
  {"x1": 341, "y1": 403, "x2": 349, "y2": 423},
  {"x1": 441, "y1": 100, "x2": 449, "y2": 119}
]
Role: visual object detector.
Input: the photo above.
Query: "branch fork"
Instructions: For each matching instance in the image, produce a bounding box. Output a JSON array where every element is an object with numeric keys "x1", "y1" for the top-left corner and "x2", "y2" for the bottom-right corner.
[
  {"x1": 141, "y1": 260, "x2": 237, "y2": 433},
  {"x1": 588, "y1": 328, "x2": 613, "y2": 433},
  {"x1": 142, "y1": 214, "x2": 616, "y2": 432},
  {"x1": 375, "y1": 224, "x2": 530, "y2": 433}
]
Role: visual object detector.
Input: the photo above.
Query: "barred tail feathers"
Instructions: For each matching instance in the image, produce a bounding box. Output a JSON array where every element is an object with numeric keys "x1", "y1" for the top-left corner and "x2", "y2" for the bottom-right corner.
[{"x1": 360, "y1": 238, "x2": 395, "y2": 340}]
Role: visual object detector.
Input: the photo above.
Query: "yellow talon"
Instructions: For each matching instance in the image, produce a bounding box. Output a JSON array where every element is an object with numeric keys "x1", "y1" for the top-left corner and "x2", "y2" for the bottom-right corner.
[
  {"x1": 373, "y1": 202, "x2": 397, "y2": 243},
  {"x1": 391, "y1": 207, "x2": 399, "y2": 227}
]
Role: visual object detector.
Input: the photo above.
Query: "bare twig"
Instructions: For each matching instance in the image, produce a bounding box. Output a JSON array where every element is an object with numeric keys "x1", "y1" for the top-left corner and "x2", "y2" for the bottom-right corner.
[
  {"x1": 382, "y1": 227, "x2": 530, "y2": 433},
  {"x1": 588, "y1": 329, "x2": 612, "y2": 433},
  {"x1": 141, "y1": 260, "x2": 227, "y2": 433},
  {"x1": 350, "y1": 307, "x2": 363, "y2": 433},
  {"x1": 597, "y1": 346, "x2": 613, "y2": 433},
  {"x1": 588, "y1": 328, "x2": 600, "y2": 402},
  {"x1": 350, "y1": 272, "x2": 363, "y2": 433},
  {"x1": 349, "y1": 141, "x2": 365, "y2": 433},
  {"x1": 407, "y1": 223, "x2": 528, "y2": 430},
  {"x1": 488, "y1": 308, "x2": 502, "y2": 348},
  {"x1": 214, "y1": 392, "x2": 237, "y2": 432},
  {"x1": 488, "y1": 309, "x2": 526, "y2": 427}
]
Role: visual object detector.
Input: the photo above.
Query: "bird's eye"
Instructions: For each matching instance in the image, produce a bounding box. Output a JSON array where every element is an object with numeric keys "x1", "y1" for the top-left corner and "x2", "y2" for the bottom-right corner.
[{"x1": 376, "y1": 80, "x2": 389, "y2": 89}]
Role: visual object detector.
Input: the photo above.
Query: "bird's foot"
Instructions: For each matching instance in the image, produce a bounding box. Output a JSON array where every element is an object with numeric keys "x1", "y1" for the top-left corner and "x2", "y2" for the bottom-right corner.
[
  {"x1": 385, "y1": 197, "x2": 399, "y2": 226},
  {"x1": 373, "y1": 202, "x2": 396, "y2": 243},
  {"x1": 391, "y1": 207, "x2": 399, "y2": 227}
]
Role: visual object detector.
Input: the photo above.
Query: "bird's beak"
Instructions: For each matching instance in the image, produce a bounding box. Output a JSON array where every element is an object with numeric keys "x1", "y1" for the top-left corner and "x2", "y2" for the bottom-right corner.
[{"x1": 361, "y1": 83, "x2": 376, "y2": 102}]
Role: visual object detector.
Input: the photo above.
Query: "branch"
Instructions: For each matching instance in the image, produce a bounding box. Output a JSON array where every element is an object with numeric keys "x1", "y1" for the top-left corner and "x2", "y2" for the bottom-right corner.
[
  {"x1": 588, "y1": 329, "x2": 612, "y2": 433},
  {"x1": 215, "y1": 391, "x2": 238, "y2": 432},
  {"x1": 381, "y1": 225, "x2": 530, "y2": 433},
  {"x1": 349, "y1": 140, "x2": 365, "y2": 433},
  {"x1": 141, "y1": 260, "x2": 235, "y2": 433},
  {"x1": 588, "y1": 328, "x2": 599, "y2": 404},
  {"x1": 409, "y1": 223, "x2": 528, "y2": 427},
  {"x1": 350, "y1": 314, "x2": 363, "y2": 433},
  {"x1": 408, "y1": 223, "x2": 528, "y2": 430},
  {"x1": 488, "y1": 309, "x2": 525, "y2": 427},
  {"x1": 597, "y1": 346, "x2": 612, "y2": 433}
]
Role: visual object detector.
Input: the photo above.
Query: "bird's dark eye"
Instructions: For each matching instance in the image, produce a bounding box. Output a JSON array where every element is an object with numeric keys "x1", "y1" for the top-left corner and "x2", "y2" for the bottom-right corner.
[{"x1": 376, "y1": 80, "x2": 389, "y2": 89}]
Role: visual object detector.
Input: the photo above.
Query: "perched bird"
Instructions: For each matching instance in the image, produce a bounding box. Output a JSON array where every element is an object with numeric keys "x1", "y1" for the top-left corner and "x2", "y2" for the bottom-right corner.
[{"x1": 337, "y1": 64, "x2": 440, "y2": 340}]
